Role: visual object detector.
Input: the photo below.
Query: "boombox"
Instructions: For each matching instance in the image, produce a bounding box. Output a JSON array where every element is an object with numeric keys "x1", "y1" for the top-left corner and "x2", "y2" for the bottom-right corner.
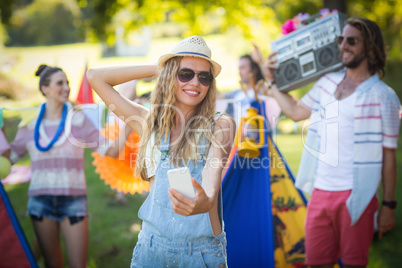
[{"x1": 271, "y1": 12, "x2": 348, "y2": 92}]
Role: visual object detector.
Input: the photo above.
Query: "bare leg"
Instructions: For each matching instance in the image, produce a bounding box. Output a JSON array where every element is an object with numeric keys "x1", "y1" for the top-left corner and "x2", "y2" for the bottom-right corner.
[
  {"x1": 31, "y1": 217, "x2": 63, "y2": 268},
  {"x1": 61, "y1": 217, "x2": 89, "y2": 268}
]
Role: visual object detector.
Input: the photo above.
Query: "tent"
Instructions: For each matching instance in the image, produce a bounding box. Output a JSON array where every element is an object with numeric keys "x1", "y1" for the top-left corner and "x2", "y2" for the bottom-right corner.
[
  {"x1": 76, "y1": 64, "x2": 94, "y2": 104},
  {"x1": 0, "y1": 182, "x2": 38, "y2": 267},
  {"x1": 222, "y1": 100, "x2": 308, "y2": 267}
]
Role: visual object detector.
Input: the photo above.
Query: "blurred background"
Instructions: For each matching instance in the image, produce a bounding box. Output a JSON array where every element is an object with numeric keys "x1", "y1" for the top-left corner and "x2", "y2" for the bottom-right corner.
[
  {"x1": 1, "y1": 0, "x2": 401, "y2": 103},
  {"x1": 1, "y1": 0, "x2": 401, "y2": 267}
]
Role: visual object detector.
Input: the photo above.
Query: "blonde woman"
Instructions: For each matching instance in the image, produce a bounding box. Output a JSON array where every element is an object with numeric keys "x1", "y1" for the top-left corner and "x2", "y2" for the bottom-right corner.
[{"x1": 87, "y1": 36, "x2": 235, "y2": 267}]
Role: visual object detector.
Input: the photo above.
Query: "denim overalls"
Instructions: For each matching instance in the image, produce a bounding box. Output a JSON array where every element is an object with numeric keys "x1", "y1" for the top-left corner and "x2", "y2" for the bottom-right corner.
[{"x1": 131, "y1": 113, "x2": 227, "y2": 268}]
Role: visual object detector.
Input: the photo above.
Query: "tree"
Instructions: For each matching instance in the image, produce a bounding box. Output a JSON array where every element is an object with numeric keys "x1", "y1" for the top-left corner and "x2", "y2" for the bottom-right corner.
[
  {"x1": 324, "y1": 0, "x2": 346, "y2": 13},
  {"x1": 347, "y1": 0, "x2": 402, "y2": 59},
  {"x1": 1, "y1": 0, "x2": 401, "y2": 61},
  {"x1": 6, "y1": 0, "x2": 84, "y2": 46}
]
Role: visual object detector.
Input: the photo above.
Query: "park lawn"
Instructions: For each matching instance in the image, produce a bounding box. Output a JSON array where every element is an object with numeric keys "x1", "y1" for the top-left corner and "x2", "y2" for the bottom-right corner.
[{"x1": 3, "y1": 134, "x2": 402, "y2": 267}]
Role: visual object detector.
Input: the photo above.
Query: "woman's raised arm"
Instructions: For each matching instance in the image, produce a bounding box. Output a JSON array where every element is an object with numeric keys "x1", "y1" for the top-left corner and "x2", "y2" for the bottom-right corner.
[{"x1": 86, "y1": 65, "x2": 158, "y2": 135}]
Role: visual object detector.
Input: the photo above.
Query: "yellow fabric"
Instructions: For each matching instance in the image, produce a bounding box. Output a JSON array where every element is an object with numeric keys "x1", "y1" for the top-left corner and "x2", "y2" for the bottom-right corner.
[{"x1": 269, "y1": 137, "x2": 306, "y2": 267}]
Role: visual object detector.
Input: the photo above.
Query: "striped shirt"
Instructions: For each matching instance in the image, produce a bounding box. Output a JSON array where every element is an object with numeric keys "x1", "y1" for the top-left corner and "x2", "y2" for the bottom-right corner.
[
  {"x1": 296, "y1": 70, "x2": 401, "y2": 225},
  {"x1": 10, "y1": 108, "x2": 108, "y2": 197}
]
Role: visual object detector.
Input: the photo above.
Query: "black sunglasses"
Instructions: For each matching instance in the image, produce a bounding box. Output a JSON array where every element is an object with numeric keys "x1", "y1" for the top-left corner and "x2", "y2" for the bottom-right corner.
[
  {"x1": 336, "y1": 36, "x2": 358, "y2": 46},
  {"x1": 177, "y1": 68, "x2": 213, "y2": 87}
]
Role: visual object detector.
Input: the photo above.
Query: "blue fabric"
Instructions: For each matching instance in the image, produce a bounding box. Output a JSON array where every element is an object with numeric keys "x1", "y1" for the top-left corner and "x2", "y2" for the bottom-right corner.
[
  {"x1": 131, "y1": 231, "x2": 227, "y2": 268},
  {"x1": 139, "y1": 135, "x2": 215, "y2": 241},
  {"x1": 222, "y1": 100, "x2": 275, "y2": 267},
  {"x1": 27, "y1": 195, "x2": 88, "y2": 222},
  {"x1": 134, "y1": 113, "x2": 227, "y2": 266}
]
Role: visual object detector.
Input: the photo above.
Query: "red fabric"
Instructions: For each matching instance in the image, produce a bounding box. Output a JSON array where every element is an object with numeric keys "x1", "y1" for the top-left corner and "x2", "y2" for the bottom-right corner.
[
  {"x1": 0, "y1": 198, "x2": 31, "y2": 267},
  {"x1": 305, "y1": 189, "x2": 378, "y2": 266},
  {"x1": 76, "y1": 66, "x2": 94, "y2": 104}
]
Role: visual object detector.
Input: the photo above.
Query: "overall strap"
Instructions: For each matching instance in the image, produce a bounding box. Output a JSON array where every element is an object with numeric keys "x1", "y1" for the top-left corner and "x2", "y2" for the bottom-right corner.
[
  {"x1": 213, "y1": 112, "x2": 224, "y2": 228},
  {"x1": 196, "y1": 112, "x2": 223, "y2": 163},
  {"x1": 212, "y1": 112, "x2": 223, "y2": 132},
  {"x1": 159, "y1": 133, "x2": 170, "y2": 155},
  {"x1": 198, "y1": 133, "x2": 207, "y2": 156},
  {"x1": 202, "y1": 112, "x2": 224, "y2": 158}
]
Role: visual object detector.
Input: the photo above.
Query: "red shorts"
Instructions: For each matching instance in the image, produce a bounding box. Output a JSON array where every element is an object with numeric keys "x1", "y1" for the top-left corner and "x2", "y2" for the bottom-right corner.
[{"x1": 305, "y1": 189, "x2": 378, "y2": 266}]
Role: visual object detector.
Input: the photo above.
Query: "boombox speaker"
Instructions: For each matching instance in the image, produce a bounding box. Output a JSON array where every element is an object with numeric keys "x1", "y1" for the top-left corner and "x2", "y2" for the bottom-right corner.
[{"x1": 271, "y1": 12, "x2": 348, "y2": 92}]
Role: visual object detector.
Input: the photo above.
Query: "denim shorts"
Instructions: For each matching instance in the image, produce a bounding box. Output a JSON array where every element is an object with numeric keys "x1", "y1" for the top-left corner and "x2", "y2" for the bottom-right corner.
[
  {"x1": 27, "y1": 195, "x2": 88, "y2": 224},
  {"x1": 130, "y1": 231, "x2": 227, "y2": 267}
]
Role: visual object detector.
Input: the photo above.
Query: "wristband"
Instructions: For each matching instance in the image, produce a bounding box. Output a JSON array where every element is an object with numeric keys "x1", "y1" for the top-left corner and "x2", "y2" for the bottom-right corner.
[
  {"x1": 266, "y1": 81, "x2": 275, "y2": 89},
  {"x1": 382, "y1": 200, "x2": 397, "y2": 209}
]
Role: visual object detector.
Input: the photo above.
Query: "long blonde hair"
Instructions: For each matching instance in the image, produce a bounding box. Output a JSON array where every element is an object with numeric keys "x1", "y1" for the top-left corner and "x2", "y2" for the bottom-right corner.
[{"x1": 136, "y1": 56, "x2": 218, "y2": 181}]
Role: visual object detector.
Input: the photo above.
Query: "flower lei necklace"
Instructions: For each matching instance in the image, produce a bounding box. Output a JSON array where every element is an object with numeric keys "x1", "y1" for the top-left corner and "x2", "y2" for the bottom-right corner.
[{"x1": 34, "y1": 103, "x2": 69, "y2": 151}]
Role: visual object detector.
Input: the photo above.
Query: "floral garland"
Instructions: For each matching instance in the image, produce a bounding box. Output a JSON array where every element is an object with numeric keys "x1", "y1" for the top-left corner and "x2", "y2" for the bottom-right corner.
[{"x1": 281, "y1": 8, "x2": 337, "y2": 35}]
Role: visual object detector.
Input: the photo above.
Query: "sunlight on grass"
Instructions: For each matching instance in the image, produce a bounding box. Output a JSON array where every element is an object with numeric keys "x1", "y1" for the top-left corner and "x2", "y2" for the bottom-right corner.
[
  {"x1": 274, "y1": 134, "x2": 304, "y2": 175},
  {"x1": 130, "y1": 223, "x2": 141, "y2": 233}
]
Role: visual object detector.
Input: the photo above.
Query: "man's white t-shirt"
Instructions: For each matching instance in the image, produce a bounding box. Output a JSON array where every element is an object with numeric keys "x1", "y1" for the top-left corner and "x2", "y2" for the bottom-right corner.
[{"x1": 314, "y1": 92, "x2": 356, "y2": 191}]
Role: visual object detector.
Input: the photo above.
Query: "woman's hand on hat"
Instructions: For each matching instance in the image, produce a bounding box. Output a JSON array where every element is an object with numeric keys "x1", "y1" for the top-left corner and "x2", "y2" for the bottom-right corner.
[{"x1": 168, "y1": 178, "x2": 213, "y2": 216}]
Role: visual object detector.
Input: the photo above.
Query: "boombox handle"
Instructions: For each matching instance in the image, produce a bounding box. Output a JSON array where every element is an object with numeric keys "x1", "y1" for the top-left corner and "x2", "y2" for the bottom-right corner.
[{"x1": 302, "y1": 13, "x2": 323, "y2": 26}]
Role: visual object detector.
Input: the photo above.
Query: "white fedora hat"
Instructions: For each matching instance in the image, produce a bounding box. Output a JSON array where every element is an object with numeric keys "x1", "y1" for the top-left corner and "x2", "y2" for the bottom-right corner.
[{"x1": 157, "y1": 35, "x2": 222, "y2": 78}]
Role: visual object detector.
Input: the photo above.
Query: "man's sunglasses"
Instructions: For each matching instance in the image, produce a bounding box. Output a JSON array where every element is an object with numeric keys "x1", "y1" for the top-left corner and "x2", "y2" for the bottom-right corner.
[
  {"x1": 336, "y1": 36, "x2": 358, "y2": 46},
  {"x1": 177, "y1": 68, "x2": 213, "y2": 87}
]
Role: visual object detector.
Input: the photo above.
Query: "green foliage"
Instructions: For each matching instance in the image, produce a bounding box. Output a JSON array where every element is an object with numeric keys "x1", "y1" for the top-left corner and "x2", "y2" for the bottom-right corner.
[
  {"x1": 0, "y1": 14, "x2": 7, "y2": 47},
  {"x1": 6, "y1": 0, "x2": 84, "y2": 46},
  {"x1": 0, "y1": 73, "x2": 20, "y2": 99},
  {"x1": 383, "y1": 60, "x2": 402, "y2": 100},
  {"x1": 2, "y1": 0, "x2": 402, "y2": 60},
  {"x1": 347, "y1": 0, "x2": 402, "y2": 60},
  {"x1": 264, "y1": 0, "x2": 322, "y2": 24},
  {"x1": 108, "y1": 0, "x2": 281, "y2": 43},
  {"x1": 82, "y1": 0, "x2": 128, "y2": 44},
  {"x1": 0, "y1": 0, "x2": 16, "y2": 24}
]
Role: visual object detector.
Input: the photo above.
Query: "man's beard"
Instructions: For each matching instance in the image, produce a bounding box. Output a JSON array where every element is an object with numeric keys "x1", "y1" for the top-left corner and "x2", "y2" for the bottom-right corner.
[{"x1": 342, "y1": 50, "x2": 366, "y2": 69}]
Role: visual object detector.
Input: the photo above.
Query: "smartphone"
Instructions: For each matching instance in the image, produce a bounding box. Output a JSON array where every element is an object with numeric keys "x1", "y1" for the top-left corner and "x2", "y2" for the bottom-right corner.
[{"x1": 167, "y1": 167, "x2": 196, "y2": 199}]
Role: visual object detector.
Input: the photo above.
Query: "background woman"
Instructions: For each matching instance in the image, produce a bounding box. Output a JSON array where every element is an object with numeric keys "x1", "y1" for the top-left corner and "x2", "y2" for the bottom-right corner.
[{"x1": 5, "y1": 64, "x2": 128, "y2": 268}]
